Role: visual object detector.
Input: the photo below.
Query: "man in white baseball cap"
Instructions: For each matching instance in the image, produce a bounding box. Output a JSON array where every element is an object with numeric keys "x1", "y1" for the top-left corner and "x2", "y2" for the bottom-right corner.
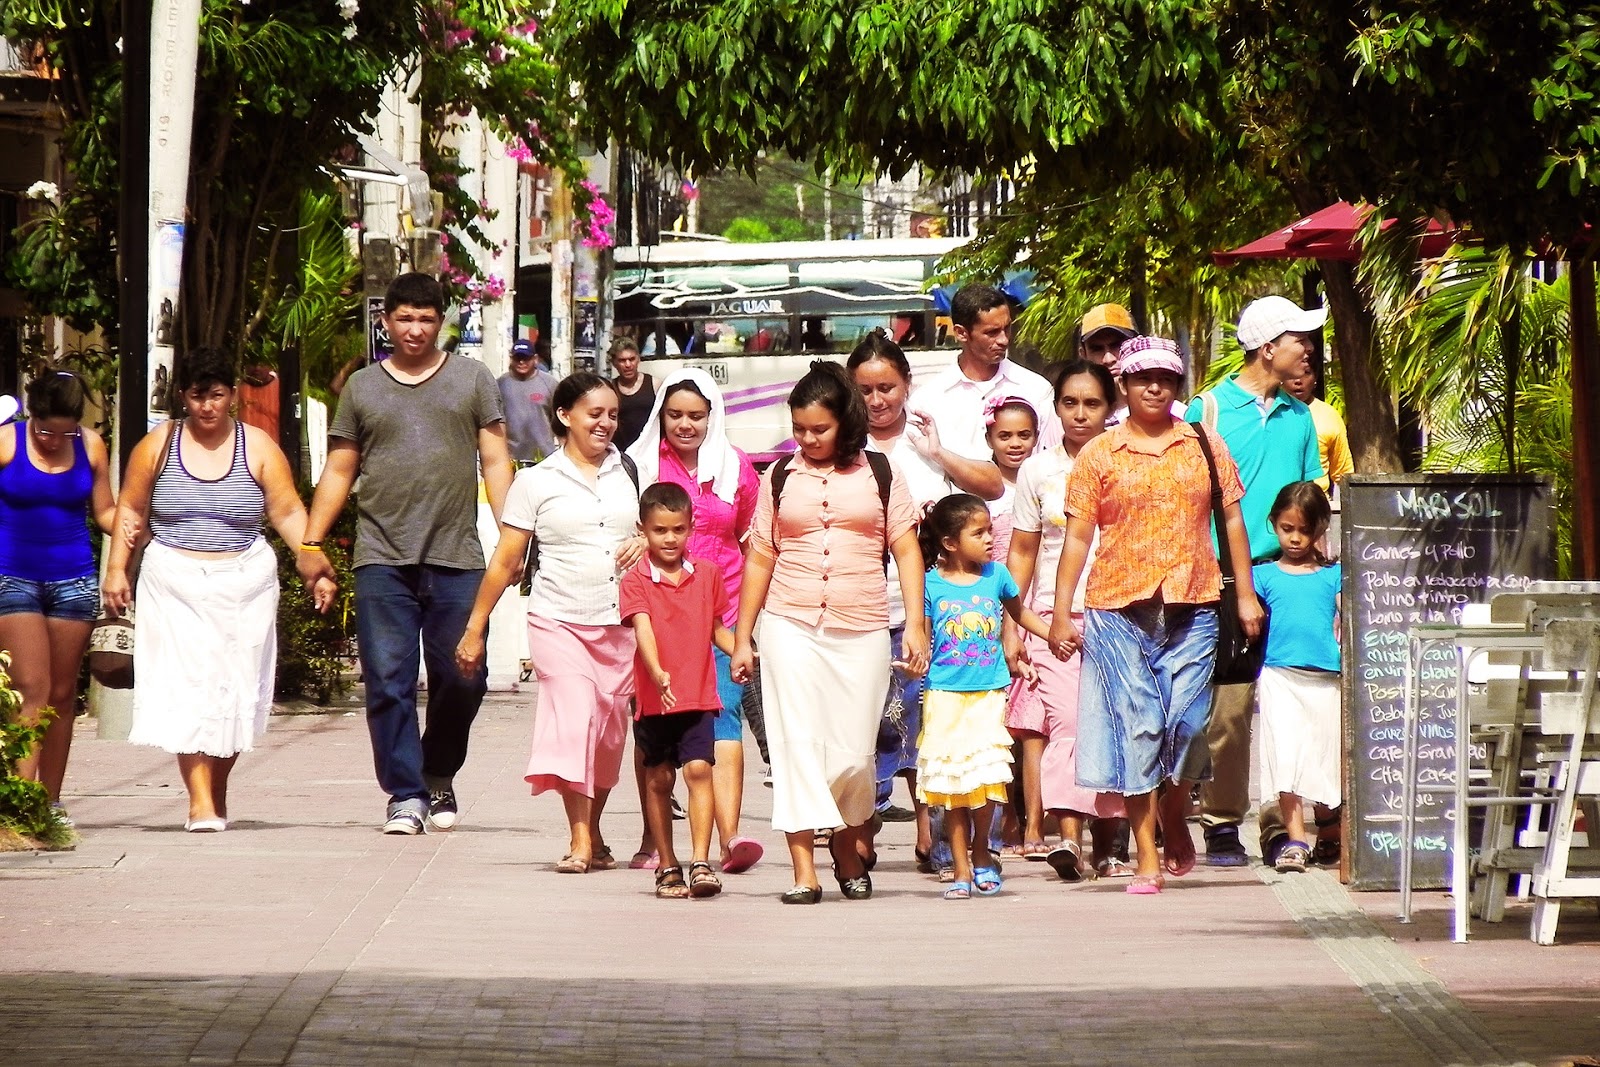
[
  {"x1": 1185, "y1": 294, "x2": 1326, "y2": 868},
  {"x1": 1234, "y1": 295, "x2": 1329, "y2": 354}
]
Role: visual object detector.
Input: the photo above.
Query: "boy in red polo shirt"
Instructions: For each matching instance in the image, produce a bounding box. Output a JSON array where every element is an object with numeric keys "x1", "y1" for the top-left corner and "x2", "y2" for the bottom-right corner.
[{"x1": 619, "y1": 483, "x2": 736, "y2": 899}]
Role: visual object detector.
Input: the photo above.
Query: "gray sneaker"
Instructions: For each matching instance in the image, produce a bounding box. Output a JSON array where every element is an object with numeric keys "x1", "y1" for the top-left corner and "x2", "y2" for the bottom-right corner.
[{"x1": 383, "y1": 808, "x2": 426, "y2": 835}]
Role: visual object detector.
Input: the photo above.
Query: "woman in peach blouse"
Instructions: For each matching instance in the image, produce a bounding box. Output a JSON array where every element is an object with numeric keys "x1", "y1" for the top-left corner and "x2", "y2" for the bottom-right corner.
[
  {"x1": 731, "y1": 361, "x2": 929, "y2": 904},
  {"x1": 1048, "y1": 338, "x2": 1263, "y2": 895}
]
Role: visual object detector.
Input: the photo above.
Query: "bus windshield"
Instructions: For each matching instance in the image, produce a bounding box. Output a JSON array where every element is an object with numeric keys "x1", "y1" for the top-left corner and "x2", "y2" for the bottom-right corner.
[{"x1": 613, "y1": 238, "x2": 968, "y2": 461}]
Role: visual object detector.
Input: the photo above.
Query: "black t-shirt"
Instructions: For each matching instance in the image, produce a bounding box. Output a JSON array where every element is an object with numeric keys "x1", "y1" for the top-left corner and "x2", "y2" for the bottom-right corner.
[{"x1": 615, "y1": 373, "x2": 656, "y2": 450}]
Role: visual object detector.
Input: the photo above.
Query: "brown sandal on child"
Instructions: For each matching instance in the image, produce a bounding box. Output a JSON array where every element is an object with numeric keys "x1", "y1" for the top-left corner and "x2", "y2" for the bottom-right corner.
[{"x1": 655, "y1": 865, "x2": 690, "y2": 899}]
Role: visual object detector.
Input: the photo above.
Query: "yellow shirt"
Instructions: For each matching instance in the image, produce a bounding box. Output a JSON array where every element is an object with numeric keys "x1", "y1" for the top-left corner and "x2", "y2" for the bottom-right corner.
[{"x1": 1309, "y1": 398, "x2": 1354, "y2": 492}]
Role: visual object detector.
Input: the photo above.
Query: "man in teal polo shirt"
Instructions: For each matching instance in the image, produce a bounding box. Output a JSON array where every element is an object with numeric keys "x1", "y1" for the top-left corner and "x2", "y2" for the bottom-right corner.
[{"x1": 1186, "y1": 295, "x2": 1325, "y2": 867}]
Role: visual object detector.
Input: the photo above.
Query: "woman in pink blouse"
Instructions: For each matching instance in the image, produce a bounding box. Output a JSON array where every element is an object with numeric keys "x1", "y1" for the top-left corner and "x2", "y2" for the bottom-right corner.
[
  {"x1": 627, "y1": 368, "x2": 764, "y2": 874},
  {"x1": 731, "y1": 361, "x2": 929, "y2": 904}
]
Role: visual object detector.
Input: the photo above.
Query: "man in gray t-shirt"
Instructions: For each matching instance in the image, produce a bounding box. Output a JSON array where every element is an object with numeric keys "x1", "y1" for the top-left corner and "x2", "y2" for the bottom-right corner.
[
  {"x1": 298, "y1": 273, "x2": 512, "y2": 836},
  {"x1": 498, "y1": 339, "x2": 558, "y2": 462}
]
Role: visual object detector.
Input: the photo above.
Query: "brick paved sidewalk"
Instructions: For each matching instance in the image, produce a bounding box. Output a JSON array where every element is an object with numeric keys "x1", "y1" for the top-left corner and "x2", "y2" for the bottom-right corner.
[{"x1": 0, "y1": 694, "x2": 1595, "y2": 1066}]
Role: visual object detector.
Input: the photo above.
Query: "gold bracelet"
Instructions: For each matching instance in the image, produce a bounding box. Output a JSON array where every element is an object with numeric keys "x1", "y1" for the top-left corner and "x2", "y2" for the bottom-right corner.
[{"x1": 300, "y1": 543, "x2": 325, "y2": 553}]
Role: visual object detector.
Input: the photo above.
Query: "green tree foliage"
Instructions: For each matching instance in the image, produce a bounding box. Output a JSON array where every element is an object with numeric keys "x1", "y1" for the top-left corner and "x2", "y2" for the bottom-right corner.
[
  {"x1": 2, "y1": 1, "x2": 587, "y2": 364},
  {"x1": 551, "y1": 1, "x2": 1600, "y2": 475}
]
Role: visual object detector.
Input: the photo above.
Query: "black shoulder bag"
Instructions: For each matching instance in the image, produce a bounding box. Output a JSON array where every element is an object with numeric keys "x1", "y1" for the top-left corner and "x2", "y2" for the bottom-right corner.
[{"x1": 1189, "y1": 423, "x2": 1268, "y2": 685}]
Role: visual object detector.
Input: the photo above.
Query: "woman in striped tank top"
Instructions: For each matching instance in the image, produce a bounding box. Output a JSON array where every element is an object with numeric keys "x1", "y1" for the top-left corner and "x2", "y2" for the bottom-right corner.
[{"x1": 103, "y1": 349, "x2": 334, "y2": 832}]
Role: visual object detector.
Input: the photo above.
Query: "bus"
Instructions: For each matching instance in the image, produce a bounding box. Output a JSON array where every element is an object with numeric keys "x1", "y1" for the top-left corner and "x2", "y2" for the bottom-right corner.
[{"x1": 612, "y1": 238, "x2": 969, "y2": 461}]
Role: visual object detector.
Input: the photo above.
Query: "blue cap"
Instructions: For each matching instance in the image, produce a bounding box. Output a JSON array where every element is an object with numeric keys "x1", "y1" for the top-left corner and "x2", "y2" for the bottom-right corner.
[{"x1": 510, "y1": 340, "x2": 535, "y2": 358}]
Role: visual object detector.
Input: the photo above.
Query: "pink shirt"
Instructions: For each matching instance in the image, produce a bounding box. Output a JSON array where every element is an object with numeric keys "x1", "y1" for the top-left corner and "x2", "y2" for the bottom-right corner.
[
  {"x1": 751, "y1": 454, "x2": 918, "y2": 633},
  {"x1": 653, "y1": 443, "x2": 760, "y2": 627}
]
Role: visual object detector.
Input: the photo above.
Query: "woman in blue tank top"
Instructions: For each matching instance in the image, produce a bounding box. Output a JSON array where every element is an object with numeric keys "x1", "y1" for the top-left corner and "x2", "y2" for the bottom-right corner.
[
  {"x1": 0, "y1": 370, "x2": 117, "y2": 820},
  {"x1": 103, "y1": 349, "x2": 334, "y2": 833}
]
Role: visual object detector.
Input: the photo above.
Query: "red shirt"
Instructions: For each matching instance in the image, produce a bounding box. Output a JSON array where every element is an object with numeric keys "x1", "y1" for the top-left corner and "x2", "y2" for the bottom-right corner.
[{"x1": 618, "y1": 558, "x2": 726, "y2": 718}]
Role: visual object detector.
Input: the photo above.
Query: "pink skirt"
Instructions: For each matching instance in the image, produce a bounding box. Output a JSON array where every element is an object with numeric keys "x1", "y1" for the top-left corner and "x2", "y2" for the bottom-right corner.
[
  {"x1": 524, "y1": 614, "x2": 636, "y2": 798},
  {"x1": 1010, "y1": 611, "x2": 1124, "y2": 818}
]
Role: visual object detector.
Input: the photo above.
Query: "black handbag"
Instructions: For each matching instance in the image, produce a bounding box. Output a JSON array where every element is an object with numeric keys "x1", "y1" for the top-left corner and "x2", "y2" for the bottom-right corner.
[{"x1": 1189, "y1": 423, "x2": 1268, "y2": 685}]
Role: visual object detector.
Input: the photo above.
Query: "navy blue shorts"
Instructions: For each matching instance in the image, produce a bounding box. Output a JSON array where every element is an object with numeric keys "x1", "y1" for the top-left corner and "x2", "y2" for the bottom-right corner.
[
  {"x1": 634, "y1": 710, "x2": 717, "y2": 769},
  {"x1": 0, "y1": 573, "x2": 100, "y2": 622}
]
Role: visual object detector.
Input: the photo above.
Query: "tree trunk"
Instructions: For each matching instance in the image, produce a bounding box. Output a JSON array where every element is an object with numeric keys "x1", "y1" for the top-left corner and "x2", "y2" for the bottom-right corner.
[
  {"x1": 1569, "y1": 258, "x2": 1600, "y2": 579},
  {"x1": 1319, "y1": 258, "x2": 1405, "y2": 472}
]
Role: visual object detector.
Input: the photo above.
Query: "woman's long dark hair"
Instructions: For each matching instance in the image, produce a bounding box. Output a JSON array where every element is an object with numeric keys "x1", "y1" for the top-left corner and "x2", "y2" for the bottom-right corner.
[{"x1": 788, "y1": 360, "x2": 869, "y2": 468}]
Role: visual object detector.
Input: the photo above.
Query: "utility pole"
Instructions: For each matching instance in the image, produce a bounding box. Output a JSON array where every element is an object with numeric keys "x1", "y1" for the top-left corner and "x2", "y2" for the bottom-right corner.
[{"x1": 117, "y1": 0, "x2": 152, "y2": 475}]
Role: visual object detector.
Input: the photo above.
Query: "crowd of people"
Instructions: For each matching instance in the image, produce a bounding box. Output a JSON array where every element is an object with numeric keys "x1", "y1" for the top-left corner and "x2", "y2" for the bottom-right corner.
[{"x1": 0, "y1": 271, "x2": 1353, "y2": 904}]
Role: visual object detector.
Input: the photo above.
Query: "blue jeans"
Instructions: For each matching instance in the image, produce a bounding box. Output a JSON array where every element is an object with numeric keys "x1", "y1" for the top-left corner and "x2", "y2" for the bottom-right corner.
[
  {"x1": 355, "y1": 564, "x2": 488, "y2": 809},
  {"x1": 875, "y1": 625, "x2": 924, "y2": 809},
  {"x1": 1076, "y1": 602, "x2": 1219, "y2": 795}
]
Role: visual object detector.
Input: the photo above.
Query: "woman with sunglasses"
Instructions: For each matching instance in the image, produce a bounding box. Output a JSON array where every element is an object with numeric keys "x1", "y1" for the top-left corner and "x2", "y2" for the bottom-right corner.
[{"x1": 0, "y1": 370, "x2": 117, "y2": 823}]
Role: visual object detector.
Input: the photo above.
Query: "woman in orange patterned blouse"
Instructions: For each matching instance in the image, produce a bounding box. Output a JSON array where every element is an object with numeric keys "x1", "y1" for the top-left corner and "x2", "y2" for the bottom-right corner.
[{"x1": 1048, "y1": 337, "x2": 1263, "y2": 895}]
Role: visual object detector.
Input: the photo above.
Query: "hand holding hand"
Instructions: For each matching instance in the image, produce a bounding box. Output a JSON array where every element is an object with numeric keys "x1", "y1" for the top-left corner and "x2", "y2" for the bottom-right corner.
[
  {"x1": 730, "y1": 643, "x2": 755, "y2": 685},
  {"x1": 120, "y1": 515, "x2": 142, "y2": 551},
  {"x1": 454, "y1": 631, "x2": 486, "y2": 678},
  {"x1": 1238, "y1": 592, "x2": 1266, "y2": 641},
  {"x1": 297, "y1": 547, "x2": 337, "y2": 591},
  {"x1": 652, "y1": 669, "x2": 676, "y2": 710},
  {"x1": 1047, "y1": 613, "x2": 1082, "y2": 661},
  {"x1": 311, "y1": 577, "x2": 338, "y2": 614},
  {"x1": 102, "y1": 569, "x2": 132, "y2": 617},
  {"x1": 899, "y1": 622, "x2": 930, "y2": 678}
]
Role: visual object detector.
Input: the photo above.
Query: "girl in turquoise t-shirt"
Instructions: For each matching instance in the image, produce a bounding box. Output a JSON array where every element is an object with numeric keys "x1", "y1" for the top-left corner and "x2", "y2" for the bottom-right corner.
[
  {"x1": 916, "y1": 493, "x2": 1051, "y2": 899},
  {"x1": 1253, "y1": 481, "x2": 1343, "y2": 874}
]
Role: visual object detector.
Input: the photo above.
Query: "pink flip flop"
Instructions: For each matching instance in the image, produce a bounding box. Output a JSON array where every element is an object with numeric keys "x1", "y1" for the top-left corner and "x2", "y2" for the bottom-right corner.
[
  {"x1": 722, "y1": 836, "x2": 764, "y2": 874},
  {"x1": 630, "y1": 850, "x2": 659, "y2": 871}
]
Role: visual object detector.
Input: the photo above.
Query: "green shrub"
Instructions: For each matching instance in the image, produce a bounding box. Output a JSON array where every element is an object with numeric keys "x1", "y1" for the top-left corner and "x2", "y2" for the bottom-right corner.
[
  {"x1": 0, "y1": 653, "x2": 72, "y2": 847},
  {"x1": 272, "y1": 487, "x2": 359, "y2": 704}
]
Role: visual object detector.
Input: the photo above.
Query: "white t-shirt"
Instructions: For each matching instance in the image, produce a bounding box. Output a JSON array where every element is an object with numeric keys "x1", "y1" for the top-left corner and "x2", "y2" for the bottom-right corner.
[
  {"x1": 909, "y1": 358, "x2": 1062, "y2": 461},
  {"x1": 1011, "y1": 445, "x2": 1099, "y2": 615},
  {"x1": 868, "y1": 432, "x2": 953, "y2": 628},
  {"x1": 501, "y1": 448, "x2": 640, "y2": 625}
]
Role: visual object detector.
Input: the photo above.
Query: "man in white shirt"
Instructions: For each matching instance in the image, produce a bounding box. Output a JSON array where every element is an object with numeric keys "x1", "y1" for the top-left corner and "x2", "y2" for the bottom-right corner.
[{"x1": 909, "y1": 285, "x2": 1061, "y2": 495}]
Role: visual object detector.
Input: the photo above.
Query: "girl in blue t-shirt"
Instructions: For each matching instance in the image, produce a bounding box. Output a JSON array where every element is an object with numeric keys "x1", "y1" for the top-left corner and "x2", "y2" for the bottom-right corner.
[
  {"x1": 1253, "y1": 481, "x2": 1343, "y2": 874},
  {"x1": 916, "y1": 493, "x2": 1051, "y2": 899}
]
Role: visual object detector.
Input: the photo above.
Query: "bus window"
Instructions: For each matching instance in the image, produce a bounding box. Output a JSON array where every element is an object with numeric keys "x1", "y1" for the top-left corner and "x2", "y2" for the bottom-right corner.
[
  {"x1": 741, "y1": 319, "x2": 789, "y2": 353},
  {"x1": 799, "y1": 318, "x2": 833, "y2": 353}
]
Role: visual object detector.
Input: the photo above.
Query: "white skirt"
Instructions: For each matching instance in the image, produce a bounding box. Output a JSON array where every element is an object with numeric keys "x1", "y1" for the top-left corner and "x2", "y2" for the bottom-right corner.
[
  {"x1": 1257, "y1": 665, "x2": 1342, "y2": 808},
  {"x1": 759, "y1": 613, "x2": 890, "y2": 833},
  {"x1": 129, "y1": 538, "x2": 278, "y2": 757}
]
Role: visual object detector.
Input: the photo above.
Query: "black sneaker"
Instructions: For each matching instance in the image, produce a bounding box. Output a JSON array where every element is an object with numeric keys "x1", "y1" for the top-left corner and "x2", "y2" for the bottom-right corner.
[
  {"x1": 878, "y1": 804, "x2": 917, "y2": 823},
  {"x1": 383, "y1": 809, "x2": 426, "y2": 835},
  {"x1": 1204, "y1": 826, "x2": 1249, "y2": 867},
  {"x1": 426, "y1": 789, "x2": 459, "y2": 832}
]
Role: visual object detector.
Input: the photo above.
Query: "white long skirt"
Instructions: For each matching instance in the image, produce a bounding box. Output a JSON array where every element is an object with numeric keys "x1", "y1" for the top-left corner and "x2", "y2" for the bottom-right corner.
[
  {"x1": 129, "y1": 538, "x2": 278, "y2": 757},
  {"x1": 1257, "y1": 665, "x2": 1343, "y2": 807},
  {"x1": 759, "y1": 614, "x2": 890, "y2": 833}
]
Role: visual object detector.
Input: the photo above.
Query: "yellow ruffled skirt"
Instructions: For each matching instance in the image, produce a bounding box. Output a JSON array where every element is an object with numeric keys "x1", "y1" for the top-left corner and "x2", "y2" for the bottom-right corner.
[{"x1": 916, "y1": 688, "x2": 1014, "y2": 809}]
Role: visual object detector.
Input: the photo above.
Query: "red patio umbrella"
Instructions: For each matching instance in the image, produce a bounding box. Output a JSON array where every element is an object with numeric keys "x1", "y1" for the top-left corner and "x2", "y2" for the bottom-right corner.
[{"x1": 1212, "y1": 201, "x2": 1457, "y2": 265}]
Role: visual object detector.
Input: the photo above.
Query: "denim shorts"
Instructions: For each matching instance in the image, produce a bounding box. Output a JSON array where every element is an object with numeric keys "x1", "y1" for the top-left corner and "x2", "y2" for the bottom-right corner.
[
  {"x1": 1075, "y1": 602, "x2": 1219, "y2": 796},
  {"x1": 712, "y1": 647, "x2": 746, "y2": 743},
  {"x1": 0, "y1": 573, "x2": 100, "y2": 622}
]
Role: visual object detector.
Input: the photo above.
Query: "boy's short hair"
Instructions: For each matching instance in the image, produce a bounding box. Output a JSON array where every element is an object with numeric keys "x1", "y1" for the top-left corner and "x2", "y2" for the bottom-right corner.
[
  {"x1": 639, "y1": 482, "x2": 692, "y2": 522},
  {"x1": 384, "y1": 272, "x2": 446, "y2": 315}
]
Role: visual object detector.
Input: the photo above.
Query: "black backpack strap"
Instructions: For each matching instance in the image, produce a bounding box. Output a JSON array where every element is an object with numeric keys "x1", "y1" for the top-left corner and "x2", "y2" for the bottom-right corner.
[
  {"x1": 1189, "y1": 421, "x2": 1234, "y2": 587},
  {"x1": 863, "y1": 449, "x2": 894, "y2": 563},
  {"x1": 618, "y1": 451, "x2": 641, "y2": 494},
  {"x1": 768, "y1": 454, "x2": 793, "y2": 550}
]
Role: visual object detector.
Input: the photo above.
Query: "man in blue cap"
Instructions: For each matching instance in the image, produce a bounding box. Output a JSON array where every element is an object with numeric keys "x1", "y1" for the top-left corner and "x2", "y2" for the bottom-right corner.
[{"x1": 499, "y1": 339, "x2": 559, "y2": 464}]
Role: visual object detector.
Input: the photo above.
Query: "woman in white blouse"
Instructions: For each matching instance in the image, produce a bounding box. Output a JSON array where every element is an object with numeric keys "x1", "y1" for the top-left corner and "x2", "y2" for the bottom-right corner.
[{"x1": 457, "y1": 371, "x2": 644, "y2": 873}]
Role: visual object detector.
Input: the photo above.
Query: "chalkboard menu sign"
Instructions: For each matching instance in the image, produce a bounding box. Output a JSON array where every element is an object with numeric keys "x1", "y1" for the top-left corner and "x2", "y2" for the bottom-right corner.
[{"x1": 1341, "y1": 475, "x2": 1552, "y2": 890}]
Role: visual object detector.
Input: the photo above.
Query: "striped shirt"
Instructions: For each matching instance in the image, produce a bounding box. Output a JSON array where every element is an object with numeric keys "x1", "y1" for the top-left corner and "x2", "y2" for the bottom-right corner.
[{"x1": 148, "y1": 420, "x2": 266, "y2": 553}]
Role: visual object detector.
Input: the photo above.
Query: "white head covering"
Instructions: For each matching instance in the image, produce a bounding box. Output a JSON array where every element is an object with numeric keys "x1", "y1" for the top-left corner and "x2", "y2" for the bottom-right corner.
[{"x1": 625, "y1": 367, "x2": 744, "y2": 505}]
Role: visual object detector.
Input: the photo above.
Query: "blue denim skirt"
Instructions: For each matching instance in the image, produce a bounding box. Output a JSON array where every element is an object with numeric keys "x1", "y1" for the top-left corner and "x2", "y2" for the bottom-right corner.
[{"x1": 1075, "y1": 602, "x2": 1218, "y2": 796}]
